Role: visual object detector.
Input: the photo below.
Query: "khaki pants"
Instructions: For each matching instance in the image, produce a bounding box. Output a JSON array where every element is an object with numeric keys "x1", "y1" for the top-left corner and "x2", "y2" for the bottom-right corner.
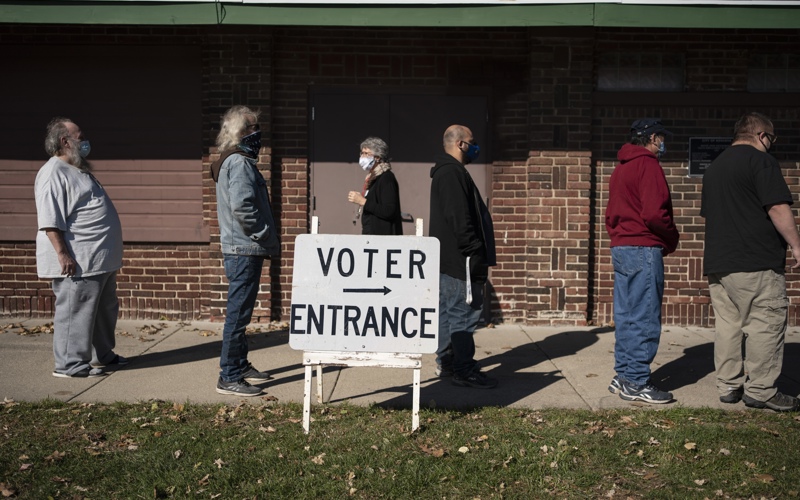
[{"x1": 708, "y1": 270, "x2": 787, "y2": 401}]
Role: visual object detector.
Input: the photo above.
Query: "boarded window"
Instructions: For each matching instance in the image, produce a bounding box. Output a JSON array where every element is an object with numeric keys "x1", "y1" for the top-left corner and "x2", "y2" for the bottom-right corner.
[
  {"x1": 597, "y1": 53, "x2": 685, "y2": 92},
  {"x1": 0, "y1": 44, "x2": 206, "y2": 242},
  {"x1": 748, "y1": 54, "x2": 800, "y2": 92}
]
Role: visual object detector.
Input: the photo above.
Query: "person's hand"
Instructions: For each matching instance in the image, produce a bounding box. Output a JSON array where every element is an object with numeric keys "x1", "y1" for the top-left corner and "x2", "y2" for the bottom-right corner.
[
  {"x1": 57, "y1": 251, "x2": 78, "y2": 277},
  {"x1": 347, "y1": 191, "x2": 366, "y2": 206},
  {"x1": 790, "y1": 247, "x2": 800, "y2": 270}
]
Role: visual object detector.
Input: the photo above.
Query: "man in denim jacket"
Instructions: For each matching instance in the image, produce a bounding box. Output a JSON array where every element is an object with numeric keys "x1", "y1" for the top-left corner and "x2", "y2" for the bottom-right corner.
[{"x1": 211, "y1": 105, "x2": 280, "y2": 396}]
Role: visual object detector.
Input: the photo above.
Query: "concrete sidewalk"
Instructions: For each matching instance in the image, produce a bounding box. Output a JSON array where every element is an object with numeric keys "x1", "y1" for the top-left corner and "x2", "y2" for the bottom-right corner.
[{"x1": 2, "y1": 318, "x2": 800, "y2": 411}]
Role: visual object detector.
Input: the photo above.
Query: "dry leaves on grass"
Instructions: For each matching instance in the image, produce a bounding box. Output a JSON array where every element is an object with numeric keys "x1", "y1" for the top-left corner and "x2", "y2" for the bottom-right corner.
[
  {"x1": 0, "y1": 483, "x2": 17, "y2": 498},
  {"x1": 44, "y1": 450, "x2": 66, "y2": 462},
  {"x1": 419, "y1": 444, "x2": 446, "y2": 457}
]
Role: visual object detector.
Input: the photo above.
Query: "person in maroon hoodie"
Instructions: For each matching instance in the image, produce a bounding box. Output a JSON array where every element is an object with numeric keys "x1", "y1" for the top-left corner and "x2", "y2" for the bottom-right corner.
[{"x1": 605, "y1": 118, "x2": 680, "y2": 404}]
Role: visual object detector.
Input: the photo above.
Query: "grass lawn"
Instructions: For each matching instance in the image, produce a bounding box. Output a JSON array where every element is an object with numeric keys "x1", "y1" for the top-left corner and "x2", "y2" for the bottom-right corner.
[{"x1": 1, "y1": 399, "x2": 799, "y2": 499}]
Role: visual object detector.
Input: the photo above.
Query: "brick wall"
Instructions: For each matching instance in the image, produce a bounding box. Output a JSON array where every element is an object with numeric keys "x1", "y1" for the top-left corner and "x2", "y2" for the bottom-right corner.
[
  {"x1": 489, "y1": 151, "x2": 593, "y2": 326},
  {"x1": 2, "y1": 24, "x2": 799, "y2": 327},
  {"x1": 593, "y1": 158, "x2": 800, "y2": 328}
]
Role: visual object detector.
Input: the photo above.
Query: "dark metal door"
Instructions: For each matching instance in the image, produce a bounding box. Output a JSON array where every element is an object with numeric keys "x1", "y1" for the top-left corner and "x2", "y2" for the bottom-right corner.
[{"x1": 310, "y1": 90, "x2": 489, "y2": 236}]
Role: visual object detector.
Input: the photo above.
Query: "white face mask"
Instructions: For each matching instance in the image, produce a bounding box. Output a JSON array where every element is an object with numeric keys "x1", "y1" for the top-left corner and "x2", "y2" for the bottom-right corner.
[{"x1": 359, "y1": 156, "x2": 376, "y2": 172}]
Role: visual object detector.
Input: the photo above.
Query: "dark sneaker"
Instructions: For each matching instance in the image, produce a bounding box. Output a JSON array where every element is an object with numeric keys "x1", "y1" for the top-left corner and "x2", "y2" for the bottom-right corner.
[
  {"x1": 452, "y1": 370, "x2": 498, "y2": 389},
  {"x1": 608, "y1": 375, "x2": 623, "y2": 395},
  {"x1": 242, "y1": 363, "x2": 271, "y2": 383},
  {"x1": 619, "y1": 381, "x2": 673, "y2": 404},
  {"x1": 435, "y1": 365, "x2": 454, "y2": 378},
  {"x1": 91, "y1": 354, "x2": 129, "y2": 368},
  {"x1": 216, "y1": 378, "x2": 263, "y2": 397},
  {"x1": 742, "y1": 392, "x2": 799, "y2": 412},
  {"x1": 719, "y1": 387, "x2": 744, "y2": 404},
  {"x1": 53, "y1": 367, "x2": 106, "y2": 378}
]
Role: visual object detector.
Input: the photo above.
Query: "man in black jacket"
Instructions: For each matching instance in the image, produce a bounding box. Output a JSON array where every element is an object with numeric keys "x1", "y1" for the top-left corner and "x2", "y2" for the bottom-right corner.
[{"x1": 430, "y1": 124, "x2": 497, "y2": 389}]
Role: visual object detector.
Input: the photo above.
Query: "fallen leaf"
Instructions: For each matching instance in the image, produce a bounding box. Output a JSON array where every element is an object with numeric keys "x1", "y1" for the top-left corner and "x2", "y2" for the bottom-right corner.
[
  {"x1": 719, "y1": 448, "x2": 731, "y2": 456},
  {"x1": 174, "y1": 450, "x2": 182, "y2": 459},
  {"x1": 0, "y1": 483, "x2": 16, "y2": 498},
  {"x1": 755, "y1": 474, "x2": 775, "y2": 483},
  {"x1": 419, "y1": 444, "x2": 445, "y2": 457},
  {"x1": 311, "y1": 453, "x2": 326, "y2": 465},
  {"x1": 214, "y1": 458, "x2": 225, "y2": 469},
  {"x1": 197, "y1": 474, "x2": 210, "y2": 486},
  {"x1": 684, "y1": 442, "x2": 697, "y2": 450},
  {"x1": 458, "y1": 446, "x2": 469, "y2": 454},
  {"x1": 694, "y1": 479, "x2": 707, "y2": 486},
  {"x1": 44, "y1": 450, "x2": 66, "y2": 462}
]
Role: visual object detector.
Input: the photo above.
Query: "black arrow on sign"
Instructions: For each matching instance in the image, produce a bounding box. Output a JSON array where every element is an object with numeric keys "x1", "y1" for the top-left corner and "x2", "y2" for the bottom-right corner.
[{"x1": 343, "y1": 286, "x2": 392, "y2": 295}]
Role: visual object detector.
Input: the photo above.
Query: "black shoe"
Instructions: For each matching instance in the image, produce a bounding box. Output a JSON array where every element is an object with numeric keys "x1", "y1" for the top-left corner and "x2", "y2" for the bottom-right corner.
[
  {"x1": 742, "y1": 392, "x2": 799, "y2": 412},
  {"x1": 53, "y1": 367, "x2": 106, "y2": 378},
  {"x1": 452, "y1": 370, "x2": 498, "y2": 389},
  {"x1": 91, "y1": 354, "x2": 129, "y2": 368},
  {"x1": 619, "y1": 381, "x2": 673, "y2": 404},
  {"x1": 435, "y1": 365, "x2": 453, "y2": 378},
  {"x1": 719, "y1": 387, "x2": 744, "y2": 404},
  {"x1": 216, "y1": 378, "x2": 263, "y2": 397},
  {"x1": 608, "y1": 375, "x2": 623, "y2": 395},
  {"x1": 241, "y1": 363, "x2": 271, "y2": 383}
]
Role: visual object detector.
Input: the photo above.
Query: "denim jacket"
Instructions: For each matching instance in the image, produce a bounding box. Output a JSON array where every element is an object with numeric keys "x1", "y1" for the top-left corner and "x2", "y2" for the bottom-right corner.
[{"x1": 215, "y1": 152, "x2": 280, "y2": 256}]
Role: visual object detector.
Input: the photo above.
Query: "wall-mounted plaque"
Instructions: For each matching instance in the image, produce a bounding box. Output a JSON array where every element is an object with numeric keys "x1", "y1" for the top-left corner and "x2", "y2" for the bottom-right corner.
[{"x1": 688, "y1": 137, "x2": 731, "y2": 177}]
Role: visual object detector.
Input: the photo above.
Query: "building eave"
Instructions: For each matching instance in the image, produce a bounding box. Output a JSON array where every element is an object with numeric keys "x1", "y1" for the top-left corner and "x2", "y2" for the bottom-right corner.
[{"x1": 0, "y1": 1, "x2": 799, "y2": 28}]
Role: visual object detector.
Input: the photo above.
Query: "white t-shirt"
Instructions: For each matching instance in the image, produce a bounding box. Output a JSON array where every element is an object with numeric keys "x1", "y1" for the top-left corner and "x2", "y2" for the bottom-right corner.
[{"x1": 34, "y1": 157, "x2": 123, "y2": 278}]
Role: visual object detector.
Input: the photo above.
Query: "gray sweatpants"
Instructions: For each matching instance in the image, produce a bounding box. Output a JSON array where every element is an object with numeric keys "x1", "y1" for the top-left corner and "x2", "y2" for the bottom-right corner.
[{"x1": 52, "y1": 271, "x2": 119, "y2": 375}]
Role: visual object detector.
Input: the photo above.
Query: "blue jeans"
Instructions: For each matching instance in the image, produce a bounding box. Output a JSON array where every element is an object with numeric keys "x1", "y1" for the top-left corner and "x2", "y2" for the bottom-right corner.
[
  {"x1": 611, "y1": 246, "x2": 665, "y2": 386},
  {"x1": 437, "y1": 273, "x2": 483, "y2": 377},
  {"x1": 220, "y1": 254, "x2": 264, "y2": 382}
]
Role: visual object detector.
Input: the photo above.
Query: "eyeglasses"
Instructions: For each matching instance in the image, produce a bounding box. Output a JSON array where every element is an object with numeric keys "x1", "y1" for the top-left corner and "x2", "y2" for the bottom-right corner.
[
  {"x1": 760, "y1": 131, "x2": 777, "y2": 144},
  {"x1": 246, "y1": 123, "x2": 260, "y2": 131}
]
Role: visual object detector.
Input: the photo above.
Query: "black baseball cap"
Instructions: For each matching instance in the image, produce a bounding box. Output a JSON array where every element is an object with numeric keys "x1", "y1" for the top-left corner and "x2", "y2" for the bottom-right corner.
[{"x1": 631, "y1": 118, "x2": 671, "y2": 137}]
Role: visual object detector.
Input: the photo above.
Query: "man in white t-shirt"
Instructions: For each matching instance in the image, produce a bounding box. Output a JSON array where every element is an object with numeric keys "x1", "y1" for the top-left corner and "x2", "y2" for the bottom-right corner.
[{"x1": 35, "y1": 118, "x2": 127, "y2": 378}]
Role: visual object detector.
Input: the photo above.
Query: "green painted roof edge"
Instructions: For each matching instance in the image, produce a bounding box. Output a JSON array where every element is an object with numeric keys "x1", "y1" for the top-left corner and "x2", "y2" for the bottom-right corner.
[{"x1": 0, "y1": 2, "x2": 798, "y2": 28}]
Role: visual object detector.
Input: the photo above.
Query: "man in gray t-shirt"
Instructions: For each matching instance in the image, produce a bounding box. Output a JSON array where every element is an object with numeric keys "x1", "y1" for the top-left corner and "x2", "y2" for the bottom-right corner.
[{"x1": 34, "y1": 118, "x2": 127, "y2": 378}]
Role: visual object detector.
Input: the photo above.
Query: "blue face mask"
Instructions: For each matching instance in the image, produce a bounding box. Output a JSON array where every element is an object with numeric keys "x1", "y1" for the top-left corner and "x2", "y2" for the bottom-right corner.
[
  {"x1": 78, "y1": 140, "x2": 91, "y2": 158},
  {"x1": 463, "y1": 142, "x2": 480, "y2": 164},
  {"x1": 239, "y1": 130, "x2": 262, "y2": 157},
  {"x1": 657, "y1": 139, "x2": 666, "y2": 157}
]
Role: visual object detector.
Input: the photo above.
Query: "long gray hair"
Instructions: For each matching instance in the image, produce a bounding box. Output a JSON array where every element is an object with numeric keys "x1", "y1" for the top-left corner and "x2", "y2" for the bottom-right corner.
[
  {"x1": 216, "y1": 105, "x2": 259, "y2": 151},
  {"x1": 44, "y1": 117, "x2": 72, "y2": 157}
]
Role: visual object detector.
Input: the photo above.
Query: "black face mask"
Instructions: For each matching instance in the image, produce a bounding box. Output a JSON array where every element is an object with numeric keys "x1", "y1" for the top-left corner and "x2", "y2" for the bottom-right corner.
[
  {"x1": 239, "y1": 130, "x2": 262, "y2": 157},
  {"x1": 759, "y1": 133, "x2": 775, "y2": 153}
]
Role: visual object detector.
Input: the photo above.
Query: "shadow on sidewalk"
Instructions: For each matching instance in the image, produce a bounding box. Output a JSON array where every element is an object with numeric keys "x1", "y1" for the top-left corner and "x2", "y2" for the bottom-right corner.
[
  {"x1": 123, "y1": 330, "x2": 304, "y2": 380},
  {"x1": 651, "y1": 341, "x2": 800, "y2": 397},
  {"x1": 335, "y1": 326, "x2": 615, "y2": 410}
]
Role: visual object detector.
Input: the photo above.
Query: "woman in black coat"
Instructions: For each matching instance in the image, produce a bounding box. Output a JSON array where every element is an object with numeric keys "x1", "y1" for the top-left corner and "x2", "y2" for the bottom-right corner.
[{"x1": 347, "y1": 137, "x2": 403, "y2": 235}]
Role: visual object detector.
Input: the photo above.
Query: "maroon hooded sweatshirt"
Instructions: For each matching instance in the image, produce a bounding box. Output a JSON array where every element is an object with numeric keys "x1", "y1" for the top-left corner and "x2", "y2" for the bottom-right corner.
[{"x1": 605, "y1": 143, "x2": 679, "y2": 254}]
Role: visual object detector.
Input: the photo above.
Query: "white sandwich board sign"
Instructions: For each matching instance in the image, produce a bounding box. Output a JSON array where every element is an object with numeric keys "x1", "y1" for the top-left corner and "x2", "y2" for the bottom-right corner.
[{"x1": 289, "y1": 234, "x2": 439, "y2": 354}]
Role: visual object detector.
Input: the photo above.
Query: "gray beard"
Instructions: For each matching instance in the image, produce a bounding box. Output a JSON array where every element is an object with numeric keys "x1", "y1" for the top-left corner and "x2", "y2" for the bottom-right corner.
[{"x1": 66, "y1": 142, "x2": 92, "y2": 172}]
